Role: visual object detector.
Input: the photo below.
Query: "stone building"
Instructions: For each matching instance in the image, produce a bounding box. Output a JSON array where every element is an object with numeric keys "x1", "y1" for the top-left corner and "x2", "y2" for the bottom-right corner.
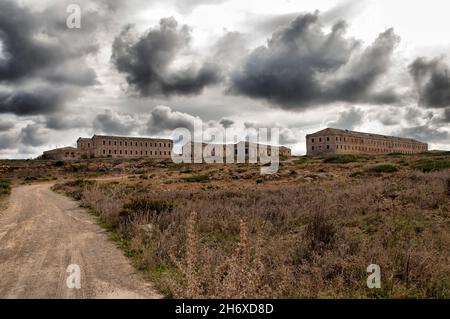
[
  {"x1": 181, "y1": 141, "x2": 292, "y2": 162},
  {"x1": 42, "y1": 147, "x2": 84, "y2": 160},
  {"x1": 42, "y1": 135, "x2": 173, "y2": 160},
  {"x1": 306, "y1": 128, "x2": 428, "y2": 156},
  {"x1": 76, "y1": 135, "x2": 173, "y2": 159}
]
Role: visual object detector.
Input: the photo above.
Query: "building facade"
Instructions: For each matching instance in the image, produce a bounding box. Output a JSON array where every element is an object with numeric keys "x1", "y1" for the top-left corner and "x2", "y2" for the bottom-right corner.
[
  {"x1": 77, "y1": 135, "x2": 173, "y2": 159},
  {"x1": 181, "y1": 141, "x2": 292, "y2": 162},
  {"x1": 43, "y1": 135, "x2": 173, "y2": 160},
  {"x1": 42, "y1": 147, "x2": 84, "y2": 160},
  {"x1": 306, "y1": 128, "x2": 428, "y2": 156}
]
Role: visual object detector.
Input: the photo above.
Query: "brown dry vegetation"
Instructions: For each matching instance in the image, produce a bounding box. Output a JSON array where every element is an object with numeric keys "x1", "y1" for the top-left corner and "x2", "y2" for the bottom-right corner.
[{"x1": 45, "y1": 152, "x2": 449, "y2": 298}]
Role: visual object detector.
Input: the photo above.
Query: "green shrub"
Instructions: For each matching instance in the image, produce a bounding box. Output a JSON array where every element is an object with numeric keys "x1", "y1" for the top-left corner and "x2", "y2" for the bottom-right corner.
[
  {"x1": 349, "y1": 171, "x2": 365, "y2": 178},
  {"x1": 323, "y1": 155, "x2": 360, "y2": 164},
  {"x1": 121, "y1": 198, "x2": 175, "y2": 217},
  {"x1": 411, "y1": 159, "x2": 450, "y2": 172},
  {"x1": 388, "y1": 152, "x2": 403, "y2": 157},
  {"x1": 368, "y1": 164, "x2": 398, "y2": 173},
  {"x1": 0, "y1": 178, "x2": 11, "y2": 195},
  {"x1": 65, "y1": 178, "x2": 95, "y2": 188},
  {"x1": 182, "y1": 175, "x2": 210, "y2": 183}
]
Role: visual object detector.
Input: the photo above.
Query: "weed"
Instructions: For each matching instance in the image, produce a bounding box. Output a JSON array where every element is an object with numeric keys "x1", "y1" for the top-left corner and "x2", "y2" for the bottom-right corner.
[
  {"x1": 323, "y1": 155, "x2": 360, "y2": 164},
  {"x1": 368, "y1": 164, "x2": 398, "y2": 173},
  {"x1": 182, "y1": 175, "x2": 210, "y2": 183}
]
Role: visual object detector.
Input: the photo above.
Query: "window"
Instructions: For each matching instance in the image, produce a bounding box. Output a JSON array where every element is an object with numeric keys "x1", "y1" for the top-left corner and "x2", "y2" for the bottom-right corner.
[
  {"x1": 109, "y1": 141, "x2": 111, "y2": 146},
  {"x1": 103, "y1": 150, "x2": 105, "y2": 155},
  {"x1": 327, "y1": 137, "x2": 330, "y2": 142},
  {"x1": 114, "y1": 150, "x2": 117, "y2": 154},
  {"x1": 125, "y1": 142, "x2": 127, "y2": 146},
  {"x1": 125, "y1": 150, "x2": 127, "y2": 155},
  {"x1": 312, "y1": 146, "x2": 315, "y2": 151},
  {"x1": 312, "y1": 138, "x2": 315, "y2": 143},
  {"x1": 319, "y1": 138, "x2": 322, "y2": 142},
  {"x1": 145, "y1": 142, "x2": 147, "y2": 147},
  {"x1": 164, "y1": 143, "x2": 166, "y2": 147},
  {"x1": 103, "y1": 141, "x2": 105, "y2": 146},
  {"x1": 136, "y1": 142, "x2": 138, "y2": 146},
  {"x1": 327, "y1": 145, "x2": 330, "y2": 150},
  {"x1": 88, "y1": 143, "x2": 90, "y2": 148},
  {"x1": 120, "y1": 150, "x2": 122, "y2": 155},
  {"x1": 145, "y1": 151, "x2": 148, "y2": 155},
  {"x1": 109, "y1": 150, "x2": 111, "y2": 154},
  {"x1": 120, "y1": 141, "x2": 122, "y2": 146}
]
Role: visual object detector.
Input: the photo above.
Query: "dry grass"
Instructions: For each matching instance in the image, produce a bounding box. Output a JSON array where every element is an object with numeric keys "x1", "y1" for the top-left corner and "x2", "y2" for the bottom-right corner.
[
  {"x1": 48, "y1": 154, "x2": 450, "y2": 298},
  {"x1": 51, "y1": 153, "x2": 450, "y2": 299}
]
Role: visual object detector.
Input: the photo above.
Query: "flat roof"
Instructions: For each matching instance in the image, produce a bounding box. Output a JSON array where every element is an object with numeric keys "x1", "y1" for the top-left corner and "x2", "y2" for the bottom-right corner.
[
  {"x1": 306, "y1": 128, "x2": 427, "y2": 145},
  {"x1": 90, "y1": 135, "x2": 173, "y2": 142}
]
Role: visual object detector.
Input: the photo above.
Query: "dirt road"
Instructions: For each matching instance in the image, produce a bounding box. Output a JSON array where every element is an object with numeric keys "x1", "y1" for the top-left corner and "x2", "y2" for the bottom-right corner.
[{"x1": 0, "y1": 183, "x2": 161, "y2": 299}]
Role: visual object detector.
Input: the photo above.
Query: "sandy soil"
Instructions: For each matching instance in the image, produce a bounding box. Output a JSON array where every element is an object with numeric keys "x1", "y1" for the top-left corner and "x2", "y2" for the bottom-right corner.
[{"x1": 0, "y1": 183, "x2": 161, "y2": 299}]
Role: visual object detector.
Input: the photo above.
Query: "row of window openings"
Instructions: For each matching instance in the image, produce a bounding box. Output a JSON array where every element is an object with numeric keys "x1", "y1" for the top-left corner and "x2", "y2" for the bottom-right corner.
[
  {"x1": 311, "y1": 145, "x2": 419, "y2": 153},
  {"x1": 103, "y1": 150, "x2": 169, "y2": 156},
  {"x1": 100, "y1": 141, "x2": 171, "y2": 148},
  {"x1": 310, "y1": 137, "x2": 424, "y2": 149}
]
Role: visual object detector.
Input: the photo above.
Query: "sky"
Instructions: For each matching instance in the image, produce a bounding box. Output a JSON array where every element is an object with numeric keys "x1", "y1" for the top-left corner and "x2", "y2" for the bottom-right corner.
[{"x1": 0, "y1": 0, "x2": 449, "y2": 158}]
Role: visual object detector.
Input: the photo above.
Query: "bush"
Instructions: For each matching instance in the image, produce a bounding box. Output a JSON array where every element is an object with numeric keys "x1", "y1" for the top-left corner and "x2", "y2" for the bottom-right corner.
[
  {"x1": 182, "y1": 175, "x2": 210, "y2": 183},
  {"x1": 368, "y1": 164, "x2": 398, "y2": 173},
  {"x1": 349, "y1": 171, "x2": 365, "y2": 178},
  {"x1": 323, "y1": 155, "x2": 360, "y2": 164},
  {"x1": 54, "y1": 160, "x2": 65, "y2": 167},
  {"x1": 411, "y1": 159, "x2": 450, "y2": 172},
  {"x1": 121, "y1": 197, "x2": 175, "y2": 217},
  {"x1": 0, "y1": 178, "x2": 11, "y2": 195}
]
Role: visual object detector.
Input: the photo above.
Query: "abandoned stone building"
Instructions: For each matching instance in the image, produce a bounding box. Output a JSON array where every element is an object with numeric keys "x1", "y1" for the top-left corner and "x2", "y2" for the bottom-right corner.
[
  {"x1": 42, "y1": 147, "x2": 84, "y2": 161},
  {"x1": 181, "y1": 141, "x2": 292, "y2": 162},
  {"x1": 42, "y1": 135, "x2": 173, "y2": 160},
  {"x1": 306, "y1": 128, "x2": 428, "y2": 156}
]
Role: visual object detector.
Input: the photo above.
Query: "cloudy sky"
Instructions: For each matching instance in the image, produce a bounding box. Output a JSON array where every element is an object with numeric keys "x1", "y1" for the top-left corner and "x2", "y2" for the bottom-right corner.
[{"x1": 1, "y1": 0, "x2": 450, "y2": 158}]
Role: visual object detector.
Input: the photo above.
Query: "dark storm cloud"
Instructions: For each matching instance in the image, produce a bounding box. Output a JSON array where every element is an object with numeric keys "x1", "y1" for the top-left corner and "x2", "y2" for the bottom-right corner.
[
  {"x1": 328, "y1": 107, "x2": 364, "y2": 130},
  {"x1": 0, "y1": 119, "x2": 14, "y2": 131},
  {"x1": 147, "y1": 105, "x2": 198, "y2": 134},
  {"x1": 0, "y1": 88, "x2": 66, "y2": 115},
  {"x1": 409, "y1": 57, "x2": 450, "y2": 108},
  {"x1": 45, "y1": 114, "x2": 89, "y2": 130},
  {"x1": 19, "y1": 124, "x2": 49, "y2": 147},
  {"x1": 93, "y1": 110, "x2": 135, "y2": 135},
  {"x1": 0, "y1": 0, "x2": 98, "y2": 84},
  {"x1": 0, "y1": 132, "x2": 16, "y2": 149},
  {"x1": 444, "y1": 108, "x2": 450, "y2": 122},
  {"x1": 229, "y1": 13, "x2": 401, "y2": 109},
  {"x1": 112, "y1": 18, "x2": 222, "y2": 97},
  {"x1": 0, "y1": 0, "x2": 101, "y2": 119},
  {"x1": 397, "y1": 125, "x2": 449, "y2": 143},
  {"x1": 219, "y1": 118, "x2": 234, "y2": 128}
]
